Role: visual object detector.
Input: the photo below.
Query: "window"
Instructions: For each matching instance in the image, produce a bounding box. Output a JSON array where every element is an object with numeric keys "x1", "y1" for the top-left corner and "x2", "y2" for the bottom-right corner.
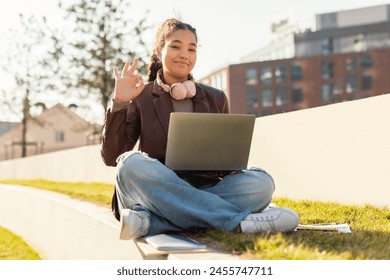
[
  {"x1": 261, "y1": 89, "x2": 273, "y2": 107},
  {"x1": 333, "y1": 80, "x2": 343, "y2": 94},
  {"x1": 346, "y1": 75, "x2": 357, "y2": 93},
  {"x1": 321, "y1": 38, "x2": 333, "y2": 55},
  {"x1": 322, "y1": 84, "x2": 333, "y2": 103},
  {"x1": 361, "y1": 73, "x2": 372, "y2": 90},
  {"x1": 291, "y1": 86, "x2": 303, "y2": 103},
  {"x1": 55, "y1": 131, "x2": 65, "y2": 143},
  {"x1": 290, "y1": 62, "x2": 302, "y2": 81},
  {"x1": 346, "y1": 57, "x2": 357, "y2": 71},
  {"x1": 361, "y1": 54, "x2": 372, "y2": 68},
  {"x1": 274, "y1": 65, "x2": 287, "y2": 83},
  {"x1": 354, "y1": 34, "x2": 366, "y2": 52},
  {"x1": 246, "y1": 88, "x2": 259, "y2": 108},
  {"x1": 210, "y1": 71, "x2": 227, "y2": 90},
  {"x1": 246, "y1": 68, "x2": 257, "y2": 85},
  {"x1": 276, "y1": 87, "x2": 288, "y2": 106},
  {"x1": 260, "y1": 67, "x2": 273, "y2": 84},
  {"x1": 220, "y1": 70, "x2": 227, "y2": 90},
  {"x1": 321, "y1": 60, "x2": 333, "y2": 79}
]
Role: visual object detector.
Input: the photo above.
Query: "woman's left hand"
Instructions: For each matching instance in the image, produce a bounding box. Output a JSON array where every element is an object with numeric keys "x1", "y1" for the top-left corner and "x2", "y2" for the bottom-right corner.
[{"x1": 112, "y1": 58, "x2": 145, "y2": 102}]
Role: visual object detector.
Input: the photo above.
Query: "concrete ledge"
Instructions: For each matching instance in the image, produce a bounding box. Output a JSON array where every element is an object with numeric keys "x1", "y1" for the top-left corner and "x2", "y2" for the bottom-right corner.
[
  {"x1": 0, "y1": 184, "x2": 238, "y2": 260},
  {"x1": 135, "y1": 239, "x2": 239, "y2": 260},
  {"x1": 0, "y1": 184, "x2": 142, "y2": 260}
]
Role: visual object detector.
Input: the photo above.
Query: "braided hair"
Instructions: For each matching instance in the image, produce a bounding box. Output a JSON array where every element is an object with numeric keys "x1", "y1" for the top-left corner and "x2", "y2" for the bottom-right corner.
[{"x1": 147, "y1": 18, "x2": 198, "y2": 82}]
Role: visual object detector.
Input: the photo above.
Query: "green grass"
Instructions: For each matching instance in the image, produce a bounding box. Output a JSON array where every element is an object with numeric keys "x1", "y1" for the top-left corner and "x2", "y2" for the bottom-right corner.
[
  {"x1": 1, "y1": 179, "x2": 389, "y2": 260},
  {"x1": 195, "y1": 197, "x2": 390, "y2": 260},
  {"x1": 0, "y1": 179, "x2": 113, "y2": 207},
  {"x1": 0, "y1": 226, "x2": 41, "y2": 260}
]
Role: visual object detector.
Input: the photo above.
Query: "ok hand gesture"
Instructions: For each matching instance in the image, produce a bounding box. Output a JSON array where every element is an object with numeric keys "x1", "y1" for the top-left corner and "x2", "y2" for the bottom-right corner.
[{"x1": 113, "y1": 58, "x2": 145, "y2": 102}]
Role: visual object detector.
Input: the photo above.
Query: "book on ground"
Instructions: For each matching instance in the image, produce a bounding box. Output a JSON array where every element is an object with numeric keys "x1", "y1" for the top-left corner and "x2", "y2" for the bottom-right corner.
[{"x1": 297, "y1": 223, "x2": 351, "y2": 233}]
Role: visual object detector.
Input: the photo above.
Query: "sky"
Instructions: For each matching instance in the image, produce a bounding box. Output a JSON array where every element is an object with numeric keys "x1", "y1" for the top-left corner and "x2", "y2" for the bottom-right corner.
[
  {"x1": 1, "y1": 0, "x2": 390, "y2": 122},
  {"x1": 2, "y1": 0, "x2": 390, "y2": 77}
]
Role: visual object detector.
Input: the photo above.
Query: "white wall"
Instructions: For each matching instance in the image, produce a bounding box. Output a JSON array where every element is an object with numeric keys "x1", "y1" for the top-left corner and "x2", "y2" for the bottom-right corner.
[
  {"x1": 1, "y1": 94, "x2": 390, "y2": 207},
  {"x1": 249, "y1": 94, "x2": 390, "y2": 207},
  {"x1": 0, "y1": 145, "x2": 116, "y2": 184}
]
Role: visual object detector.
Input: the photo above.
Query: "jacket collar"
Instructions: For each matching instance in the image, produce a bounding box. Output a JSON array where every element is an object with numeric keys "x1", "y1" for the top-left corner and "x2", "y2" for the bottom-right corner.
[{"x1": 151, "y1": 81, "x2": 210, "y2": 134}]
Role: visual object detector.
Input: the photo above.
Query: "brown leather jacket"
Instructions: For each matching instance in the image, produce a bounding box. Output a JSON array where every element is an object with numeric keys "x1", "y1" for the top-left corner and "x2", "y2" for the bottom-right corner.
[
  {"x1": 101, "y1": 80, "x2": 229, "y2": 166},
  {"x1": 101, "y1": 80, "x2": 230, "y2": 219}
]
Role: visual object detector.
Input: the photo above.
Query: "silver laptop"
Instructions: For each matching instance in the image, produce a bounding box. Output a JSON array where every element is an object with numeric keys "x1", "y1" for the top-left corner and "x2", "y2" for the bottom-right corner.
[{"x1": 165, "y1": 113, "x2": 256, "y2": 171}]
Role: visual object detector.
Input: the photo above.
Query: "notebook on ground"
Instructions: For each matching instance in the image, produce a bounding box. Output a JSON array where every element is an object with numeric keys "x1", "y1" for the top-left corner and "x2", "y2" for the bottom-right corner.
[{"x1": 165, "y1": 113, "x2": 256, "y2": 171}]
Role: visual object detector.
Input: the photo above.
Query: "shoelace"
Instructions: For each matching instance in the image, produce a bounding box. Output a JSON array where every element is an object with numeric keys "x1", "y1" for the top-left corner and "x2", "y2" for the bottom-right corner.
[{"x1": 249, "y1": 215, "x2": 277, "y2": 232}]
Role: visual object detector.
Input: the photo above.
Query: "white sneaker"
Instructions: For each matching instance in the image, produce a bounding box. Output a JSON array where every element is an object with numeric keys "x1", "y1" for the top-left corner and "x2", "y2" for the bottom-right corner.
[
  {"x1": 119, "y1": 209, "x2": 150, "y2": 240},
  {"x1": 240, "y1": 207, "x2": 299, "y2": 233}
]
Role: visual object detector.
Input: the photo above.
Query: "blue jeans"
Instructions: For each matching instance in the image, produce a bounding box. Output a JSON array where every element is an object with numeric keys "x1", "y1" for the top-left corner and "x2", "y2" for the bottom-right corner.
[{"x1": 115, "y1": 151, "x2": 275, "y2": 235}]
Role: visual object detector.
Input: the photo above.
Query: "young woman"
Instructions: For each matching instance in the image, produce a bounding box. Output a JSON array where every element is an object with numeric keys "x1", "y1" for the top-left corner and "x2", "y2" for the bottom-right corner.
[{"x1": 101, "y1": 18, "x2": 299, "y2": 240}]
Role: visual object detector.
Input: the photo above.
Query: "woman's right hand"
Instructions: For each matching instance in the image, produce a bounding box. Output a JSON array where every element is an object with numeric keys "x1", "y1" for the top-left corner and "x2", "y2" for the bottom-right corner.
[{"x1": 113, "y1": 58, "x2": 145, "y2": 102}]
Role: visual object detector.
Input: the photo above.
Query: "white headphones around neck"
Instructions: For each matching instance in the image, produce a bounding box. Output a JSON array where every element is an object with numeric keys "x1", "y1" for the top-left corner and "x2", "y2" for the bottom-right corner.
[{"x1": 156, "y1": 69, "x2": 196, "y2": 100}]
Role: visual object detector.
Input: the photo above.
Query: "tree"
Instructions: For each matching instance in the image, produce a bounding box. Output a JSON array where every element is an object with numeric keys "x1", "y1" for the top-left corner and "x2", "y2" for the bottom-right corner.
[
  {"x1": 56, "y1": 0, "x2": 152, "y2": 122},
  {"x1": 0, "y1": 14, "x2": 57, "y2": 158}
]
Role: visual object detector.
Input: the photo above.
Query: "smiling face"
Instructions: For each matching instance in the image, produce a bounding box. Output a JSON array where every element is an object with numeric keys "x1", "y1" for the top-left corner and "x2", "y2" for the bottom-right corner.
[{"x1": 159, "y1": 29, "x2": 197, "y2": 85}]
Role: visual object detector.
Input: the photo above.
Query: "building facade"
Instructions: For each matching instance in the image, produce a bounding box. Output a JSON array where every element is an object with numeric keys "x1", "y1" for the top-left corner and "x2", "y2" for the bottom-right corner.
[
  {"x1": 199, "y1": 4, "x2": 390, "y2": 116},
  {"x1": 0, "y1": 103, "x2": 101, "y2": 161},
  {"x1": 241, "y1": 16, "x2": 297, "y2": 62},
  {"x1": 230, "y1": 48, "x2": 390, "y2": 116}
]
